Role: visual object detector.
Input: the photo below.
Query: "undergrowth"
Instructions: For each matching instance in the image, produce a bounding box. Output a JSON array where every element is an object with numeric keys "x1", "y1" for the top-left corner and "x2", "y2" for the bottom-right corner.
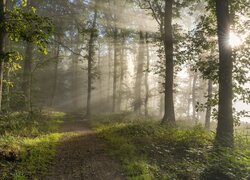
[
  {"x1": 0, "y1": 111, "x2": 65, "y2": 180},
  {"x1": 91, "y1": 113, "x2": 250, "y2": 180}
]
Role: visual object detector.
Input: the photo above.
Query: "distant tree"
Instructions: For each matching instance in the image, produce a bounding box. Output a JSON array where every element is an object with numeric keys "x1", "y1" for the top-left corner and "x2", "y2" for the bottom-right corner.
[{"x1": 134, "y1": 31, "x2": 145, "y2": 115}]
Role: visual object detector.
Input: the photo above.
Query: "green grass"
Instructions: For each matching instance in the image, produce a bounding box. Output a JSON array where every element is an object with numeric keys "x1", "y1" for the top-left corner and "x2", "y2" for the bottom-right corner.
[
  {"x1": 0, "y1": 111, "x2": 65, "y2": 180},
  {"x1": 91, "y1": 113, "x2": 250, "y2": 180}
]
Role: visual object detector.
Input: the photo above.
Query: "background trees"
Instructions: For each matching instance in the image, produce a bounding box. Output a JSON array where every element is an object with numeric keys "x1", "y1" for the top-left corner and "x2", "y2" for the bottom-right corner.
[{"x1": 0, "y1": 0, "x2": 249, "y2": 148}]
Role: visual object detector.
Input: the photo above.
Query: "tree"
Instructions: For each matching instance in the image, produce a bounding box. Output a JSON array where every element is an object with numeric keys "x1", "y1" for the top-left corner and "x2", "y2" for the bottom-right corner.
[
  {"x1": 86, "y1": 7, "x2": 98, "y2": 117},
  {"x1": 162, "y1": 0, "x2": 175, "y2": 123},
  {"x1": 134, "y1": 31, "x2": 145, "y2": 114},
  {"x1": 0, "y1": 0, "x2": 6, "y2": 112},
  {"x1": 214, "y1": 0, "x2": 234, "y2": 147}
]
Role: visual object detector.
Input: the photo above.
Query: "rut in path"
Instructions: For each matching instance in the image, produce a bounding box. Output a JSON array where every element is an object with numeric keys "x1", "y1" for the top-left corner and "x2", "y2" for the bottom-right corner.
[{"x1": 45, "y1": 120, "x2": 124, "y2": 180}]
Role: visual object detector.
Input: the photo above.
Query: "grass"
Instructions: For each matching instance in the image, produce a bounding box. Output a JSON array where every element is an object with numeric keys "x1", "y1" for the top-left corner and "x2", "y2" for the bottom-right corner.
[
  {"x1": 0, "y1": 111, "x2": 65, "y2": 180},
  {"x1": 91, "y1": 113, "x2": 250, "y2": 180}
]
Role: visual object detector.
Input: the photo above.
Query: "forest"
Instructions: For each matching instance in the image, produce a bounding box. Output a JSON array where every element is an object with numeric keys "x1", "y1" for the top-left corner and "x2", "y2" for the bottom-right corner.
[{"x1": 0, "y1": 0, "x2": 250, "y2": 179}]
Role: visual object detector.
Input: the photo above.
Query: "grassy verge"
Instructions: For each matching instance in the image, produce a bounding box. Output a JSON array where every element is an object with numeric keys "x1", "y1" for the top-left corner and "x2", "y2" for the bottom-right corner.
[
  {"x1": 0, "y1": 111, "x2": 65, "y2": 180},
  {"x1": 91, "y1": 113, "x2": 250, "y2": 179}
]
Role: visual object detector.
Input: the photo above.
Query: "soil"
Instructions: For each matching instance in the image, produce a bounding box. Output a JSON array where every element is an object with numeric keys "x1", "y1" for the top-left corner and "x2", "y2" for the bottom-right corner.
[{"x1": 44, "y1": 119, "x2": 125, "y2": 180}]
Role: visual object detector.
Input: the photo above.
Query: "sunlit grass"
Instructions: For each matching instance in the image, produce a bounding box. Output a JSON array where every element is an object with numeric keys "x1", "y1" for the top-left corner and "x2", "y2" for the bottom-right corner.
[
  {"x1": 91, "y1": 113, "x2": 250, "y2": 179},
  {"x1": 0, "y1": 111, "x2": 65, "y2": 179}
]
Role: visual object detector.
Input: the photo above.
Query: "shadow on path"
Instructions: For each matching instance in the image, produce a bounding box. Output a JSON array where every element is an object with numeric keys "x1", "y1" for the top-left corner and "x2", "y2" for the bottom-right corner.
[{"x1": 45, "y1": 120, "x2": 124, "y2": 180}]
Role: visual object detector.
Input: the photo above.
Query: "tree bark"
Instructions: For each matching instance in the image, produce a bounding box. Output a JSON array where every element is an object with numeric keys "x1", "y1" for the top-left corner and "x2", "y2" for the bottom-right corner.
[
  {"x1": 86, "y1": 9, "x2": 97, "y2": 117},
  {"x1": 23, "y1": 42, "x2": 33, "y2": 112},
  {"x1": 205, "y1": 80, "x2": 212, "y2": 130},
  {"x1": 144, "y1": 33, "x2": 150, "y2": 116},
  {"x1": 162, "y1": 0, "x2": 175, "y2": 123},
  {"x1": 0, "y1": 0, "x2": 6, "y2": 112},
  {"x1": 117, "y1": 34, "x2": 125, "y2": 112},
  {"x1": 215, "y1": 0, "x2": 234, "y2": 147},
  {"x1": 107, "y1": 41, "x2": 112, "y2": 109},
  {"x1": 112, "y1": 28, "x2": 118, "y2": 112},
  {"x1": 134, "y1": 31, "x2": 144, "y2": 115},
  {"x1": 192, "y1": 73, "x2": 197, "y2": 120},
  {"x1": 50, "y1": 36, "x2": 60, "y2": 107}
]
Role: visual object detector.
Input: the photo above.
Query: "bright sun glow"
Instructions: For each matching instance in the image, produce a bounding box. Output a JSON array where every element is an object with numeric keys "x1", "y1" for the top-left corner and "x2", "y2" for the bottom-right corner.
[{"x1": 229, "y1": 32, "x2": 243, "y2": 47}]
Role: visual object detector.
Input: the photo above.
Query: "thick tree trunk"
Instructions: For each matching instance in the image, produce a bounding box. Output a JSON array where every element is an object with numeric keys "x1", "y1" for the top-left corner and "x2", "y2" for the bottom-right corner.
[
  {"x1": 0, "y1": 0, "x2": 6, "y2": 112},
  {"x1": 23, "y1": 43, "x2": 33, "y2": 112},
  {"x1": 162, "y1": 0, "x2": 175, "y2": 123},
  {"x1": 86, "y1": 9, "x2": 97, "y2": 117},
  {"x1": 215, "y1": 0, "x2": 234, "y2": 147},
  {"x1": 134, "y1": 31, "x2": 144, "y2": 115},
  {"x1": 144, "y1": 33, "x2": 150, "y2": 116},
  {"x1": 205, "y1": 80, "x2": 212, "y2": 130}
]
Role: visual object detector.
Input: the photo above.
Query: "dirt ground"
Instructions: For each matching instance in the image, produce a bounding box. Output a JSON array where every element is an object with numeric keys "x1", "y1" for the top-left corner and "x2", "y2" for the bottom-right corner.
[{"x1": 44, "y1": 120, "x2": 125, "y2": 180}]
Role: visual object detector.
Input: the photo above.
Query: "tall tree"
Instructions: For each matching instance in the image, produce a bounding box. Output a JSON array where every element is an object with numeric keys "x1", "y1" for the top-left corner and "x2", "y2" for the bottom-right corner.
[
  {"x1": 215, "y1": 0, "x2": 234, "y2": 147},
  {"x1": 0, "y1": 0, "x2": 6, "y2": 112},
  {"x1": 22, "y1": 42, "x2": 33, "y2": 111},
  {"x1": 162, "y1": 0, "x2": 175, "y2": 123},
  {"x1": 144, "y1": 33, "x2": 150, "y2": 116},
  {"x1": 134, "y1": 31, "x2": 145, "y2": 114},
  {"x1": 205, "y1": 79, "x2": 213, "y2": 130},
  {"x1": 86, "y1": 7, "x2": 98, "y2": 117}
]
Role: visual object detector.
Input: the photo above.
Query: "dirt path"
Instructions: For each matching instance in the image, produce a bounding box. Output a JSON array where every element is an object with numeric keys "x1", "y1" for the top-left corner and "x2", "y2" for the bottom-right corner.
[{"x1": 45, "y1": 120, "x2": 124, "y2": 180}]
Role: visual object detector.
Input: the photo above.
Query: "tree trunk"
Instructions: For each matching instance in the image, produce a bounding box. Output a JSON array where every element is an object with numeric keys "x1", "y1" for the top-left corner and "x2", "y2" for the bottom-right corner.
[
  {"x1": 108, "y1": 42, "x2": 112, "y2": 108},
  {"x1": 117, "y1": 34, "x2": 125, "y2": 112},
  {"x1": 112, "y1": 28, "x2": 118, "y2": 112},
  {"x1": 134, "y1": 31, "x2": 144, "y2": 115},
  {"x1": 192, "y1": 73, "x2": 197, "y2": 120},
  {"x1": 50, "y1": 37, "x2": 60, "y2": 107},
  {"x1": 0, "y1": 0, "x2": 6, "y2": 112},
  {"x1": 144, "y1": 33, "x2": 150, "y2": 116},
  {"x1": 162, "y1": 0, "x2": 175, "y2": 123},
  {"x1": 205, "y1": 80, "x2": 212, "y2": 130},
  {"x1": 22, "y1": 42, "x2": 33, "y2": 112},
  {"x1": 215, "y1": 0, "x2": 234, "y2": 147},
  {"x1": 86, "y1": 9, "x2": 97, "y2": 117}
]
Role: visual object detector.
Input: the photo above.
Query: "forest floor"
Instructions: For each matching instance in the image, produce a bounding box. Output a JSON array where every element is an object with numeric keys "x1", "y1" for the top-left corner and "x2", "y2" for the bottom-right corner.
[{"x1": 45, "y1": 118, "x2": 125, "y2": 180}]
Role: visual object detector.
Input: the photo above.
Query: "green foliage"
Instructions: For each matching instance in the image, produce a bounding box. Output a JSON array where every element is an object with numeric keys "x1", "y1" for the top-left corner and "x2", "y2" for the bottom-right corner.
[
  {"x1": 6, "y1": 6, "x2": 54, "y2": 54},
  {"x1": 201, "y1": 147, "x2": 250, "y2": 180},
  {"x1": 92, "y1": 113, "x2": 250, "y2": 179},
  {"x1": 0, "y1": 111, "x2": 65, "y2": 179},
  {"x1": 91, "y1": 113, "x2": 213, "y2": 179}
]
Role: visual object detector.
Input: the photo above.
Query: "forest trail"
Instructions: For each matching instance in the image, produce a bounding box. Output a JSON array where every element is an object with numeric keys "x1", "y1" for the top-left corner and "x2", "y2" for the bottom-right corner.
[{"x1": 45, "y1": 118, "x2": 125, "y2": 180}]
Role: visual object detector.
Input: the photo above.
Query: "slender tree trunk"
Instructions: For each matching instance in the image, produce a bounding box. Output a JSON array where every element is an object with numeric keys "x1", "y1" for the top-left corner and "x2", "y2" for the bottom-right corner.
[
  {"x1": 205, "y1": 80, "x2": 213, "y2": 130},
  {"x1": 0, "y1": 0, "x2": 6, "y2": 112},
  {"x1": 162, "y1": 0, "x2": 175, "y2": 123},
  {"x1": 51, "y1": 37, "x2": 60, "y2": 106},
  {"x1": 134, "y1": 31, "x2": 144, "y2": 115},
  {"x1": 187, "y1": 72, "x2": 192, "y2": 119},
  {"x1": 192, "y1": 73, "x2": 197, "y2": 120},
  {"x1": 112, "y1": 28, "x2": 118, "y2": 112},
  {"x1": 215, "y1": 0, "x2": 234, "y2": 147},
  {"x1": 108, "y1": 42, "x2": 112, "y2": 108},
  {"x1": 98, "y1": 44, "x2": 102, "y2": 102},
  {"x1": 144, "y1": 33, "x2": 150, "y2": 116},
  {"x1": 23, "y1": 42, "x2": 33, "y2": 112},
  {"x1": 86, "y1": 9, "x2": 97, "y2": 117},
  {"x1": 72, "y1": 50, "x2": 79, "y2": 110},
  {"x1": 117, "y1": 34, "x2": 125, "y2": 111}
]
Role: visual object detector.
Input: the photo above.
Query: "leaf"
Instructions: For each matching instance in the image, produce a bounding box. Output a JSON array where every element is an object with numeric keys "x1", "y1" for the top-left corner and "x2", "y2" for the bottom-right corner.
[{"x1": 21, "y1": 0, "x2": 27, "y2": 7}]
